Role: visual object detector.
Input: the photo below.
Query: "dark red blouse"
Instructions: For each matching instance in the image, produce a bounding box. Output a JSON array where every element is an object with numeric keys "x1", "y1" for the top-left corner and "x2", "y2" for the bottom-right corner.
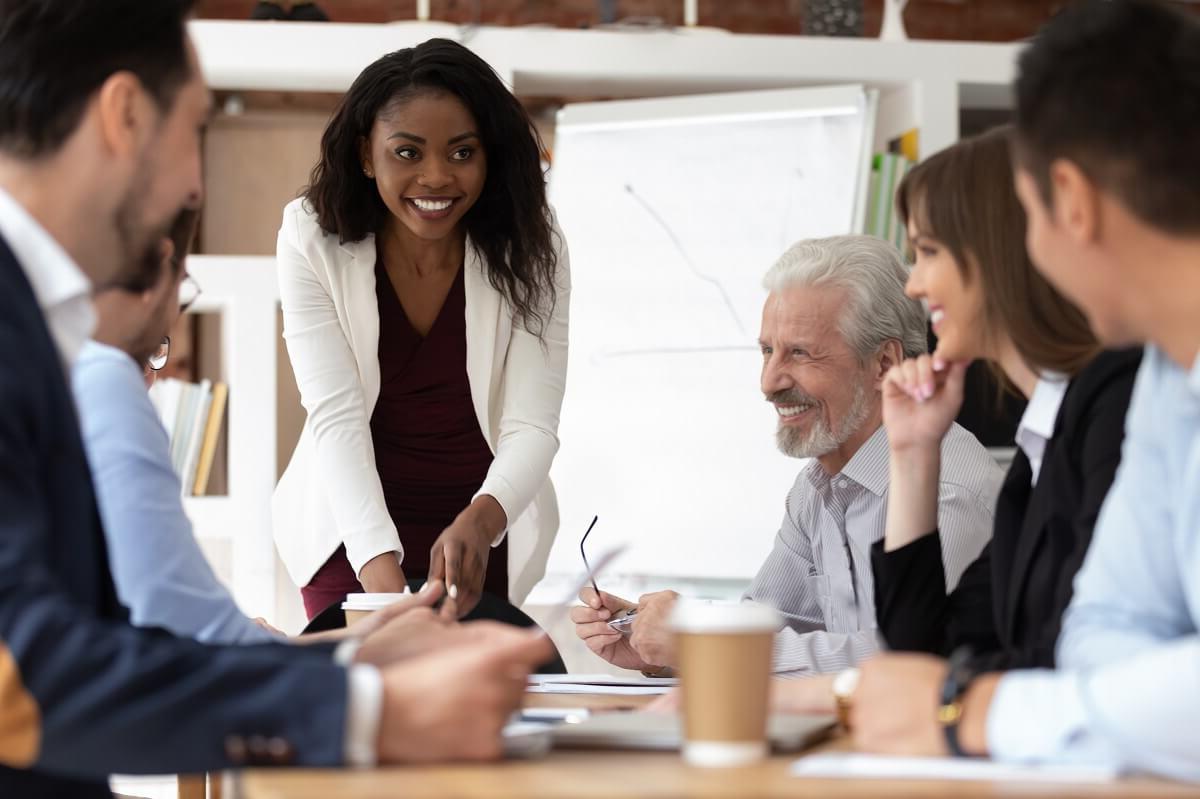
[{"x1": 369, "y1": 251, "x2": 507, "y2": 598}]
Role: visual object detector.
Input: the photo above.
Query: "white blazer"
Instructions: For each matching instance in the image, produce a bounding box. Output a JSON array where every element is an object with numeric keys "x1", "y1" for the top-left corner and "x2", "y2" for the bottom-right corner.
[{"x1": 272, "y1": 198, "x2": 570, "y2": 605}]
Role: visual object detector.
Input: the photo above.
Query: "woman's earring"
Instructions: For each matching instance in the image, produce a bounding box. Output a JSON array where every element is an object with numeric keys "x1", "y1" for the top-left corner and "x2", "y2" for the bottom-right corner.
[{"x1": 363, "y1": 167, "x2": 374, "y2": 179}]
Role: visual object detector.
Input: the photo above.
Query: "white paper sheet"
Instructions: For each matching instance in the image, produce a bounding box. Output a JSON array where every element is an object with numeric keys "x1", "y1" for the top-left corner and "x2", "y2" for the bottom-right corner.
[
  {"x1": 529, "y1": 673, "x2": 679, "y2": 688},
  {"x1": 526, "y1": 684, "x2": 671, "y2": 696},
  {"x1": 792, "y1": 753, "x2": 1120, "y2": 783}
]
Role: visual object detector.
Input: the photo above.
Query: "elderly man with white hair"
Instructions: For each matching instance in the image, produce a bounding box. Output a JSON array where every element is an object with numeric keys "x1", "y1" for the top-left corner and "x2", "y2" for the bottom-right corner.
[{"x1": 573, "y1": 235, "x2": 1003, "y2": 676}]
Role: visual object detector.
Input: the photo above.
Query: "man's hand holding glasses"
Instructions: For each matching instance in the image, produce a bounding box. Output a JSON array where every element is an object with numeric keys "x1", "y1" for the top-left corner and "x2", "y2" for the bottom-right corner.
[{"x1": 572, "y1": 516, "x2": 678, "y2": 674}]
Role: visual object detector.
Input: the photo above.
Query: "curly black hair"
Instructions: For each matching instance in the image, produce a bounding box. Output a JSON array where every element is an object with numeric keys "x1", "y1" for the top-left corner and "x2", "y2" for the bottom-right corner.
[{"x1": 305, "y1": 38, "x2": 558, "y2": 337}]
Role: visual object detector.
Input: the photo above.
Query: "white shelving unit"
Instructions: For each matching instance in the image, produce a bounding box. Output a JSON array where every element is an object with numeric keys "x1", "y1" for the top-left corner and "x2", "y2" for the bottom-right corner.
[
  {"x1": 185, "y1": 20, "x2": 1023, "y2": 624},
  {"x1": 182, "y1": 256, "x2": 279, "y2": 619},
  {"x1": 190, "y1": 19, "x2": 1021, "y2": 157}
]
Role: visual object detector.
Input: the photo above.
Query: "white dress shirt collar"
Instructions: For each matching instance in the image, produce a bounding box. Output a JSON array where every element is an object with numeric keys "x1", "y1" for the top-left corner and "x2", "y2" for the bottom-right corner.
[
  {"x1": 0, "y1": 187, "x2": 95, "y2": 369},
  {"x1": 803, "y1": 423, "x2": 889, "y2": 497},
  {"x1": 1014, "y1": 373, "x2": 1068, "y2": 486}
]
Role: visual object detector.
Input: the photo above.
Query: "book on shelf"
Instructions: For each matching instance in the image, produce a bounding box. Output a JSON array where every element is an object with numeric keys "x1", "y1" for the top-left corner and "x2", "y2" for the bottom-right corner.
[
  {"x1": 862, "y1": 127, "x2": 918, "y2": 254},
  {"x1": 863, "y1": 151, "x2": 915, "y2": 253},
  {"x1": 148, "y1": 377, "x2": 227, "y2": 496},
  {"x1": 192, "y1": 383, "x2": 228, "y2": 496}
]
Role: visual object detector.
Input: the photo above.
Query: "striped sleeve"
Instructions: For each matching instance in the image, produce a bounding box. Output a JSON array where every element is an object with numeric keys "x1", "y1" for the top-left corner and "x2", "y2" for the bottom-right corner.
[{"x1": 934, "y1": 425, "x2": 1004, "y2": 592}]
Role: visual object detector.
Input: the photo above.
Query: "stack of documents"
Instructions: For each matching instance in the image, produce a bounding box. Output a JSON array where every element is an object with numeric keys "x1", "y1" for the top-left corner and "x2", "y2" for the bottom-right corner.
[{"x1": 527, "y1": 673, "x2": 677, "y2": 696}]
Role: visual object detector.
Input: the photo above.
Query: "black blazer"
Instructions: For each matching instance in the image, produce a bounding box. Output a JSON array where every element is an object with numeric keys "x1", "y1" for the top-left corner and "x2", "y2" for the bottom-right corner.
[
  {"x1": 0, "y1": 237, "x2": 348, "y2": 797},
  {"x1": 871, "y1": 348, "x2": 1143, "y2": 672}
]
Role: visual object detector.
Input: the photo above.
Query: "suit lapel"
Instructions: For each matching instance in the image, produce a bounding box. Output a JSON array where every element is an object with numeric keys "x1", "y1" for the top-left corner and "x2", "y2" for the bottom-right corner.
[
  {"x1": 0, "y1": 236, "x2": 123, "y2": 618},
  {"x1": 338, "y1": 236, "x2": 383, "y2": 406},
  {"x1": 463, "y1": 239, "x2": 505, "y2": 444},
  {"x1": 1003, "y1": 438, "x2": 1061, "y2": 645},
  {"x1": 988, "y1": 450, "x2": 1030, "y2": 642}
]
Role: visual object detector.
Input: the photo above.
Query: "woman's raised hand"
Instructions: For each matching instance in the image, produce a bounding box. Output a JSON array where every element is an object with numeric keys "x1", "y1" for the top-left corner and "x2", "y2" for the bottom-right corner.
[{"x1": 881, "y1": 355, "x2": 969, "y2": 454}]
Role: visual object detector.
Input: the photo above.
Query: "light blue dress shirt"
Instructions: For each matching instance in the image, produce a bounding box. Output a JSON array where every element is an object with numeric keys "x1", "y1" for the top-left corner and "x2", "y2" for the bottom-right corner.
[
  {"x1": 72, "y1": 340, "x2": 277, "y2": 644},
  {"x1": 986, "y1": 346, "x2": 1200, "y2": 781}
]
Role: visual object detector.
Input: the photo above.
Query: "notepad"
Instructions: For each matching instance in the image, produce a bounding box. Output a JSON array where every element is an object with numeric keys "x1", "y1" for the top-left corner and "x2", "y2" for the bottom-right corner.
[
  {"x1": 526, "y1": 683, "x2": 671, "y2": 696},
  {"x1": 791, "y1": 753, "x2": 1120, "y2": 783},
  {"x1": 526, "y1": 673, "x2": 677, "y2": 695},
  {"x1": 529, "y1": 673, "x2": 679, "y2": 687}
]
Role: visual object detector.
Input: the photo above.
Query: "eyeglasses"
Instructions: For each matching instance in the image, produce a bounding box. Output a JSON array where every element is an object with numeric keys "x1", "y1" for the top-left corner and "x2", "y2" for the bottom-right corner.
[
  {"x1": 579, "y1": 515, "x2": 601, "y2": 597},
  {"x1": 179, "y1": 273, "x2": 201, "y2": 314},
  {"x1": 148, "y1": 336, "x2": 170, "y2": 372},
  {"x1": 579, "y1": 515, "x2": 639, "y2": 632}
]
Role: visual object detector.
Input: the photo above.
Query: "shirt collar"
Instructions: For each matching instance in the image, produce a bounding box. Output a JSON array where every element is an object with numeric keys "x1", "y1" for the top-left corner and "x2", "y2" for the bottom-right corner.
[
  {"x1": 803, "y1": 423, "x2": 889, "y2": 497},
  {"x1": 1190, "y1": 350, "x2": 1200, "y2": 397},
  {"x1": 0, "y1": 187, "x2": 96, "y2": 365},
  {"x1": 1015, "y1": 373, "x2": 1068, "y2": 454}
]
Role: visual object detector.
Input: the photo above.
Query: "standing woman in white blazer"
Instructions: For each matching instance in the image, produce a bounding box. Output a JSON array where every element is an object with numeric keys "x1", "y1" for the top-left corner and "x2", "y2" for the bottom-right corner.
[{"x1": 273, "y1": 38, "x2": 569, "y2": 620}]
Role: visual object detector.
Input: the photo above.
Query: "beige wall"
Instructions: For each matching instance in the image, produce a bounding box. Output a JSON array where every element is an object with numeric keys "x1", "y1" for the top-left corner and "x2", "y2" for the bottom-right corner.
[
  {"x1": 203, "y1": 109, "x2": 327, "y2": 255},
  {"x1": 203, "y1": 106, "x2": 332, "y2": 630},
  {"x1": 203, "y1": 107, "x2": 331, "y2": 483}
]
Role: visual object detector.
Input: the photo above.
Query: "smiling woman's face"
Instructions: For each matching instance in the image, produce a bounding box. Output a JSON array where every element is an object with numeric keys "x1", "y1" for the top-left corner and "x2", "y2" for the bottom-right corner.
[
  {"x1": 904, "y1": 217, "x2": 989, "y2": 363},
  {"x1": 361, "y1": 90, "x2": 487, "y2": 243}
]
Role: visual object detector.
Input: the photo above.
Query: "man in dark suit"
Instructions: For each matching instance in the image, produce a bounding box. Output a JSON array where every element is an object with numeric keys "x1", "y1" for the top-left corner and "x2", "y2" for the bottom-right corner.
[{"x1": 0, "y1": 1, "x2": 549, "y2": 795}]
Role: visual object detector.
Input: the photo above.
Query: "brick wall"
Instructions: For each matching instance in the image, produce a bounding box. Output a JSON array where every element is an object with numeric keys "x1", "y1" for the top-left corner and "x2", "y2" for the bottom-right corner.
[{"x1": 197, "y1": 0, "x2": 1200, "y2": 41}]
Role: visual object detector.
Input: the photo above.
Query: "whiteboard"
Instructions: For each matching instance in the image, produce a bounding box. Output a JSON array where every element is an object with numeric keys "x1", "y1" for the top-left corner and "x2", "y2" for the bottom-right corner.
[{"x1": 544, "y1": 85, "x2": 877, "y2": 582}]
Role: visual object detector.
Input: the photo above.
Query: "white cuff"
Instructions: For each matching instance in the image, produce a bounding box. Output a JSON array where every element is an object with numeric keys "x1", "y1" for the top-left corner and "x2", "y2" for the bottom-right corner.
[
  {"x1": 343, "y1": 662, "x2": 383, "y2": 767},
  {"x1": 344, "y1": 526, "x2": 405, "y2": 578},
  {"x1": 333, "y1": 638, "x2": 361, "y2": 666},
  {"x1": 473, "y1": 483, "x2": 517, "y2": 548},
  {"x1": 348, "y1": 548, "x2": 405, "y2": 582},
  {"x1": 987, "y1": 669, "x2": 1088, "y2": 763}
]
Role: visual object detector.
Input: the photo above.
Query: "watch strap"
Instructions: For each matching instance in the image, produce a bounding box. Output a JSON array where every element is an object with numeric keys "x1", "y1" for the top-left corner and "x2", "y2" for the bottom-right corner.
[{"x1": 939, "y1": 646, "x2": 977, "y2": 758}]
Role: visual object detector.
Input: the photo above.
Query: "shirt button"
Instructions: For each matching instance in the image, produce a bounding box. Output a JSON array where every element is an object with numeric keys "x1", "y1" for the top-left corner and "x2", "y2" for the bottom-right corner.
[
  {"x1": 248, "y1": 735, "x2": 269, "y2": 763},
  {"x1": 267, "y1": 737, "x2": 294, "y2": 765},
  {"x1": 224, "y1": 735, "x2": 248, "y2": 764}
]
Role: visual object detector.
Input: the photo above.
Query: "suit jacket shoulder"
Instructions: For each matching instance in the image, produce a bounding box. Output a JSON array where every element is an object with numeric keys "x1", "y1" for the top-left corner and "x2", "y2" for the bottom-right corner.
[{"x1": 0, "y1": 237, "x2": 348, "y2": 794}]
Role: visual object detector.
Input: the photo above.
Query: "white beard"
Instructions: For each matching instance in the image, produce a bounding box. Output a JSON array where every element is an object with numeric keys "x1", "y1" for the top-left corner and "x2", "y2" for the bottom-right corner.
[{"x1": 775, "y1": 379, "x2": 872, "y2": 460}]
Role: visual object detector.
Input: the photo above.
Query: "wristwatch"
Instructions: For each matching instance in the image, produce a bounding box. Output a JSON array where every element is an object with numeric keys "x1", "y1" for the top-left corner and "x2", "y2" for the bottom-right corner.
[
  {"x1": 938, "y1": 646, "x2": 978, "y2": 757},
  {"x1": 832, "y1": 667, "x2": 860, "y2": 731}
]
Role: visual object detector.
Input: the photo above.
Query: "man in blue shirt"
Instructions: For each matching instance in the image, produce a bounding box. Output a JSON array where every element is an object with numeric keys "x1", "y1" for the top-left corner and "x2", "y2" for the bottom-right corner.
[
  {"x1": 77, "y1": 209, "x2": 452, "y2": 644},
  {"x1": 77, "y1": 209, "x2": 284, "y2": 643},
  {"x1": 848, "y1": 0, "x2": 1200, "y2": 781}
]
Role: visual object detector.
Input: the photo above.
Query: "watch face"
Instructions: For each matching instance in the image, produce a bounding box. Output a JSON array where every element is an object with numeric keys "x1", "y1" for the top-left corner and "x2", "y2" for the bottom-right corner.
[
  {"x1": 833, "y1": 667, "x2": 861, "y2": 698},
  {"x1": 937, "y1": 702, "x2": 964, "y2": 725}
]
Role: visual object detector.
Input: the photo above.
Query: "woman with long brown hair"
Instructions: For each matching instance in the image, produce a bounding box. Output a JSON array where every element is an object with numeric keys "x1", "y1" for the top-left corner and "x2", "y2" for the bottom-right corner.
[{"x1": 872, "y1": 125, "x2": 1140, "y2": 671}]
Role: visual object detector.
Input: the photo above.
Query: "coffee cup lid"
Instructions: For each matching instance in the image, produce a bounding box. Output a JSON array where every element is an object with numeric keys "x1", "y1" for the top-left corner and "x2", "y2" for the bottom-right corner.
[
  {"x1": 341, "y1": 592, "x2": 409, "y2": 611},
  {"x1": 669, "y1": 600, "x2": 780, "y2": 633}
]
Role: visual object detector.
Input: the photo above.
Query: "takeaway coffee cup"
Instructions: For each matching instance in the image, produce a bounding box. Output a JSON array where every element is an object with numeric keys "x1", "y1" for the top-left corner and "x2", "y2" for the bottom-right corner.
[
  {"x1": 670, "y1": 600, "x2": 780, "y2": 767},
  {"x1": 341, "y1": 592, "x2": 409, "y2": 626}
]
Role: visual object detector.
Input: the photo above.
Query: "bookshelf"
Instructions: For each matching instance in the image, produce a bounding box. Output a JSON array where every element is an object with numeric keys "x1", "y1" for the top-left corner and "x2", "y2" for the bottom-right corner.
[{"x1": 182, "y1": 256, "x2": 279, "y2": 620}]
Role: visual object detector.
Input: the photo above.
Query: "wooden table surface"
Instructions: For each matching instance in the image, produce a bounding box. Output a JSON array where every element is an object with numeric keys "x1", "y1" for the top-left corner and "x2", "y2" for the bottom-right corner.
[{"x1": 233, "y1": 693, "x2": 1200, "y2": 799}]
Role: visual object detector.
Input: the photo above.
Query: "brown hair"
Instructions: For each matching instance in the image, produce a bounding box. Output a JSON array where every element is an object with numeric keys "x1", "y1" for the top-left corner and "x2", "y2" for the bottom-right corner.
[{"x1": 896, "y1": 125, "x2": 1099, "y2": 385}]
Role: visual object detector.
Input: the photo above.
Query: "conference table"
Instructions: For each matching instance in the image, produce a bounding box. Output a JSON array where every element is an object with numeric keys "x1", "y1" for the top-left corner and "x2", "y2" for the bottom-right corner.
[{"x1": 228, "y1": 692, "x2": 1200, "y2": 799}]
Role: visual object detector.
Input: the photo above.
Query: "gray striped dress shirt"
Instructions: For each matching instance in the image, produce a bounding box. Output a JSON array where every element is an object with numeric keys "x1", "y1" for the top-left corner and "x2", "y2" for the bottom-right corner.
[{"x1": 744, "y1": 423, "x2": 1004, "y2": 676}]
